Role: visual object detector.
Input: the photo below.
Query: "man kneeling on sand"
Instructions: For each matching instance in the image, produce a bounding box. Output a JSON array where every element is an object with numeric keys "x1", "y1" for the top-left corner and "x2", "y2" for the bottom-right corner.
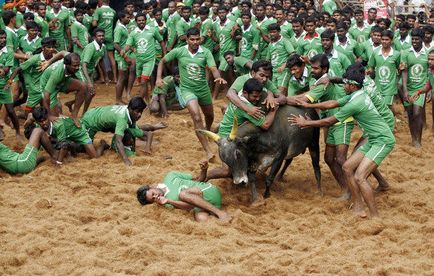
[{"x1": 136, "y1": 161, "x2": 231, "y2": 222}]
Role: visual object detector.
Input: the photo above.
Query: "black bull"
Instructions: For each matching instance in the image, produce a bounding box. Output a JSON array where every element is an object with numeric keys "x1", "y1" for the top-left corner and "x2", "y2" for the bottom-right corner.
[{"x1": 198, "y1": 105, "x2": 321, "y2": 202}]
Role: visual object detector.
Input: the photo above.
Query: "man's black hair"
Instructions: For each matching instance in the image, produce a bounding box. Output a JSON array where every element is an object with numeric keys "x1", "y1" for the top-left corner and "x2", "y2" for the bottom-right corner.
[
  {"x1": 23, "y1": 12, "x2": 34, "y2": 21},
  {"x1": 137, "y1": 185, "x2": 151, "y2": 205},
  {"x1": 243, "y1": 78, "x2": 264, "y2": 94},
  {"x1": 343, "y1": 64, "x2": 365, "y2": 88},
  {"x1": 64, "y1": 53, "x2": 80, "y2": 65},
  {"x1": 336, "y1": 21, "x2": 348, "y2": 31},
  {"x1": 2, "y1": 10, "x2": 16, "y2": 26},
  {"x1": 41, "y1": 37, "x2": 57, "y2": 47},
  {"x1": 93, "y1": 27, "x2": 105, "y2": 36},
  {"x1": 423, "y1": 25, "x2": 434, "y2": 35},
  {"x1": 398, "y1": 22, "x2": 411, "y2": 31},
  {"x1": 25, "y1": 21, "x2": 39, "y2": 31},
  {"x1": 128, "y1": 96, "x2": 147, "y2": 111},
  {"x1": 32, "y1": 107, "x2": 49, "y2": 122},
  {"x1": 286, "y1": 54, "x2": 304, "y2": 69},
  {"x1": 199, "y1": 6, "x2": 209, "y2": 15},
  {"x1": 223, "y1": 50, "x2": 234, "y2": 57},
  {"x1": 186, "y1": 27, "x2": 200, "y2": 37},
  {"x1": 117, "y1": 11, "x2": 127, "y2": 20},
  {"x1": 74, "y1": 9, "x2": 84, "y2": 17},
  {"x1": 240, "y1": 11, "x2": 251, "y2": 19},
  {"x1": 135, "y1": 12, "x2": 147, "y2": 21},
  {"x1": 181, "y1": 6, "x2": 192, "y2": 12},
  {"x1": 411, "y1": 28, "x2": 425, "y2": 39},
  {"x1": 381, "y1": 30, "x2": 394, "y2": 39},
  {"x1": 152, "y1": 8, "x2": 162, "y2": 16},
  {"x1": 321, "y1": 29, "x2": 335, "y2": 40},
  {"x1": 251, "y1": 60, "x2": 272, "y2": 73},
  {"x1": 267, "y1": 23, "x2": 281, "y2": 32},
  {"x1": 88, "y1": 0, "x2": 98, "y2": 9},
  {"x1": 310, "y1": 54, "x2": 330, "y2": 71},
  {"x1": 0, "y1": 29, "x2": 5, "y2": 37},
  {"x1": 305, "y1": 16, "x2": 316, "y2": 24},
  {"x1": 407, "y1": 14, "x2": 416, "y2": 20},
  {"x1": 371, "y1": 25, "x2": 383, "y2": 34}
]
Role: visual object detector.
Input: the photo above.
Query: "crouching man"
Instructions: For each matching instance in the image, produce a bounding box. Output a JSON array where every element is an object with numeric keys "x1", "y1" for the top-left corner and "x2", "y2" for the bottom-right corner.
[{"x1": 136, "y1": 161, "x2": 232, "y2": 223}]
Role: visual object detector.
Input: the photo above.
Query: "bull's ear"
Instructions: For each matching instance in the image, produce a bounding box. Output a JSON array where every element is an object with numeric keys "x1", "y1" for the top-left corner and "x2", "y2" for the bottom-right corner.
[{"x1": 196, "y1": 129, "x2": 221, "y2": 145}]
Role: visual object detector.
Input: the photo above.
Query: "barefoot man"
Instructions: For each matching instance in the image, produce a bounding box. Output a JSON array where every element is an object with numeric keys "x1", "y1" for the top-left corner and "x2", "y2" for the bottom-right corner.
[
  {"x1": 156, "y1": 27, "x2": 226, "y2": 161},
  {"x1": 136, "y1": 161, "x2": 231, "y2": 222}
]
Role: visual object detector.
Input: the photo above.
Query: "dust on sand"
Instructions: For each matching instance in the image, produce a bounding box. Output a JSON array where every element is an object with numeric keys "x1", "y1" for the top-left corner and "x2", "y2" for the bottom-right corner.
[{"x1": 1, "y1": 85, "x2": 433, "y2": 275}]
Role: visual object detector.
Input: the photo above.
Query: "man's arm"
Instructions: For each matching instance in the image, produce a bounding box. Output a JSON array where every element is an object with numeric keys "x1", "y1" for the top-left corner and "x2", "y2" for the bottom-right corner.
[
  {"x1": 164, "y1": 199, "x2": 194, "y2": 210},
  {"x1": 259, "y1": 107, "x2": 278, "y2": 130},
  {"x1": 298, "y1": 99, "x2": 340, "y2": 110},
  {"x1": 114, "y1": 134, "x2": 132, "y2": 166},
  {"x1": 289, "y1": 114, "x2": 338, "y2": 128},
  {"x1": 193, "y1": 161, "x2": 208, "y2": 182},
  {"x1": 227, "y1": 88, "x2": 264, "y2": 119},
  {"x1": 155, "y1": 57, "x2": 167, "y2": 88},
  {"x1": 209, "y1": 66, "x2": 226, "y2": 84},
  {"x1": 82, "y1": 62, "x2": 95, "y2": 95}
]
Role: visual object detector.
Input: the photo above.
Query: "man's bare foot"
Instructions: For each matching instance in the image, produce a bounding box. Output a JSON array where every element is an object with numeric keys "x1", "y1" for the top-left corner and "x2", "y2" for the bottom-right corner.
[
  {"x1": 350, "y1": 203, "x2": 368, "y2": 218},
  {"x1": 375, "y1": 183, "x2": 390, "y2": 193},
  {"x1": 207, "y1": 152, "x2": 216, "y2": 163},
  {"x1": 217, "y1": 212, "x2": 232, "y2": 223},
  {"x1": 65, "y1": 101, "x2": 74, "y2": 113},
  {"x1": 141, "y1": 148, "x2": 152, "y2": 155}
]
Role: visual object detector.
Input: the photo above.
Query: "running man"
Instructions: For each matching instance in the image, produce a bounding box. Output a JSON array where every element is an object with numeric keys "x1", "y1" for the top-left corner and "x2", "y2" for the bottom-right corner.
[
  {"x1": 136, "y1": 161, "x2": 232, "y2": 222},
  {"x1": 156, "y1": 27, "x2": 226, "y2": 161},
  {"x1": 289, "y1": 67, "x2": 396, "y2": 218}
]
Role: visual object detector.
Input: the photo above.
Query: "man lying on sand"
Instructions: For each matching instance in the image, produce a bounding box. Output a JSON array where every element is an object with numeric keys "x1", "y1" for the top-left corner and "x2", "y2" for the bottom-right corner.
[{"x1": 136, "y1": 161, "x2": 232, "y2": 222}]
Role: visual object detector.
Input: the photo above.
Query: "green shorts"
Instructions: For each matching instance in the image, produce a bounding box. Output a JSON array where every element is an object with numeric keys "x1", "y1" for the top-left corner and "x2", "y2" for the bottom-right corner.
[
  {"x1": 193, "y1": 184, "x2": 222, "y2": 212},
  {"x1": 26, "y1": 87, "x2": 43, "y2": 108},
  {"x1": 67, "y1": 126, "x2": 93, "y2": 145},
  {"x1": 358, "y1": 141, "x2": 395, "y2": 165},
  {"x1": 326, "y1": 122, "x2": 354, "y2": 145},
  {"x1": 273, "y1": 69, "x2": 290, "y2": 89},
  {"x1": 47, "y1": 78, "x2": 73, "y2": 110},
  {"x1": 404, "y1": 93, "x2": 426, "y2": 107},
  {"x1": 0, "y1": 88, "x2": 13, "y2": 104},
  {"x1": 15, "y1": 144, "x2": 38, "y2": 174},
  {"x1": 136, "y1": 58, "x2": 155, "y2": 78},
  {"x1": 104, "y1": 39, "x2": 114, "y2": 51},
  {"x1": 178, "y1": 87, "x2": 212, "y2": 107},
  {"x1": 115, "y1": 55, "x2": 128, "y2": 71}
]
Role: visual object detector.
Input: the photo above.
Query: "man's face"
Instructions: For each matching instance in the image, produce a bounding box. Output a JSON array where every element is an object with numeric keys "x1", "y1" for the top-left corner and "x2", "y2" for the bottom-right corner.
[
  {"x1": 42, "y1": 44, "x2": 56, "y2": 57},
  {"x1": 428, "y1": 53, "x2": 434, "y2": 69},
  {"x1": 36, "y1": 118, "x2": 50, "y2": 131},
  {"x1": 407, "y1": 18, "x2": 415, "y2": 28},
  {"x1": 137, "y1": 16, "x2": 146, "y2": 29},
  {"x1": 241, "y1": 15, "x2": 250, "y2": 26},
  {"x1": 244, "y1": 90, "x2": 262, "y2": 105},
  {"x1": 154, "y1": 12, "x2": 162, "y2": 21},
  {"x1": 199, "y1": 13, "x2": 208, "y2": 22},
  {"x1": 265, "y1": 5, "x2": 274, "y2": 17},
  {"x1": 192, "y1": 3, "x2": 200, "y2": 14},
  {"x1": 121, "y1": 15, "x2": 130, "y2": 25},
  {"x1": 355, "y1": 13, "x2": 363, "y2": 23},
  {"x1": 298, "y1": 7, "x2": 306, "y2": 14},
  {"x1": 326, "y1": 22, "x2": 336, "y2": 32},
  {"x1": 412, "y1": 36, "x2": 423, "y2": 50},
  {"x1": 182, "y1": 9, "x2": 191, "y2": 20},
  {"x1": 381, "y1": 36, "x2": 392, "y2": 48},
  {"x1": 251, "y1": 68, "x2": 271, "y2": 84},
  {"x1": 290, "y1": 64, "x2": 304, "y2": 80},
  {"x1": 130, "y1": 108, "x2": 143, "y2": 122},
  {"x1": 368, "y1": 9, "x2": 377, "y2": 21},
  {"x1": 400, "y1": 28, "x2": 409, "y2": 38},
  {"x1": 75, "y1": 13, "x2": 84, "y2": 23},
  {"x1": 145, "y1": 188, "x2": 164, "y2": 203},
  {"x1": 224, "y1": 54, "x2": 234, "y2": 65},
  {"x1": 333, "y1": 13, "x2": 341, "y2": 21},
  {"x1": 37, "y1": 6, "x2": 46, "y2": 17},
  {"x1": 0, "y1": 35, "x2": 6, "y2": 48},
  {"x1": 287, "y1": 12, "x2": 295, "y2": 22},
  {"x1": 241, "y1": 4, "x2": 250, "y2": 13},
  {"x1": 52, "y1": 0, "x2": 61, "y2": 10},
  {"x1": 25, "y1": 17, "x2": 34, "y2": 24},
  {"x1": 255, "y1": 6, "x2": 265, "y2": 19},
  {"x1": 62, "y1": 0, "x2": 71, "y2": 8},
  {"x1": 292, "y1": 22, "x2": 302, "y2": 35},
  {"x1": 17, "y1": 3, "x2": 26, "y2": 13},
  {"x1": 275, "y1": 10, "x2": 284, "y2": 22},
  {"x1": 218, "y1": 9, "x2": 227, "y2": 21},
  {"x1": 425, "y1": 31, "x2": 433, "y2": 42},
  {"x1": 283, "y1": 0, "x2": 291, "y2": 9},
  {"x1": 187, "y1": 34, "x2": 201, "y2": 50},
  {"x1": 321, "y1": 37, "x2": 333, "y2": 51},
  {"x1": 269, "y1": 29, "x2": 280, "y2": 42},
  {"x1": 337, "y1": 28, "x2": 346, "y2": 40},
  {"x1": 203, "y1": 0, "x2": 211, "y2": 8},
  {"x1": 310, "y1": 62, "x2": 326, "y2": 79},
  {"x1": 428, "y1": 17, "x2": 434, "y2": 26},
  {"x1": 95, "y1": 31, "x2": 105, "y2": 45},
  {"x1": 307, "y1": 8, "x2": 315, "y2": 16},
  {"x1": 66, "y1": 57, "x2": 80, "y2": 74},
  {"x1": 371, "y1": 31, "x2": 381, "y2": 44},
  {"x1": 223, "y1": 0, "x2": 231, "y2": 10},
  {"x1": 305, "y1": 22, "x2": 316, "y2": 34},
  {"x1": 28, "y1": 28, "x2": 38, "y2": 39},
  {"x1": 125, "y1": 4, "x2": 135, "y2": 15},
  {"x1": 378, "y1": 21, "x2": 386, "y2": 29},
  {"x1": 212, "y1": 3, "x2": 219, "y2": 13}
]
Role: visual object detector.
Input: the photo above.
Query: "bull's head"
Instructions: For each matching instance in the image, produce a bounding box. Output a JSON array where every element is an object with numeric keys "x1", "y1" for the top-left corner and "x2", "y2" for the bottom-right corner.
[{"x1": 197, "y1": 117, "x2": 250, "y2": 185}]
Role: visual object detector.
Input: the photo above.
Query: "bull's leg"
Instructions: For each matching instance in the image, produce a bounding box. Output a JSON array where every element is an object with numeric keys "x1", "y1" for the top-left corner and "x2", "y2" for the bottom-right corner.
[
  {"x1": 248, "y1": 171, "x2": 258, "y2": 203},
  {"x1": 309, "y1": 135, "x2": 322, "y2": 195},
  {"x1": 275, "y1": 158, "x2": 293, "y2": 181},
  {"x1": 264, "y1": 154, "x2": 286, "y2": 198}
]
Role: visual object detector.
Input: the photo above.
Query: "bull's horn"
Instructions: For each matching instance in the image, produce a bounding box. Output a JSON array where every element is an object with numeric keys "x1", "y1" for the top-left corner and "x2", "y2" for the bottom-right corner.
[
  {"x1": 196, "y1": 129, "x2": 221, "y2": 143},
  {"x1": 229, "y1": 116, "x2": 238, "y2": 140}
]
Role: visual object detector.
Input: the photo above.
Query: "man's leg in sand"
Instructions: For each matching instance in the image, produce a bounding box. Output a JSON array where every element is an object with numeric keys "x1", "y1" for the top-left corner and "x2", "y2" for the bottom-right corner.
[
  {"x1": 4, "y1": 103, "x2": 22, "y2": 140},
  {"x1": 206, "y1": 163, "x2": 232, "y2": 181},
  {"x1": 116, "y1": 68, "x2": 128, "y2": 105},
  {"x1": 324, "y1": 144, "x2": 349, "y2": 200},
  {"x1": 354, "y1": 157, "x2": 380, "y2": 218},
  {"x1": 63, "y1": 79, "x2": 87, "y2": 118},
  {"x1": 179, "y1": 188, "x2": 231, "y2": 222},
  {"x1": 342, "y1": 151, "x2": 367, "y2": 218},
  {"x1": 107, "y1": 51, "x2": 117, "y2": 82}
]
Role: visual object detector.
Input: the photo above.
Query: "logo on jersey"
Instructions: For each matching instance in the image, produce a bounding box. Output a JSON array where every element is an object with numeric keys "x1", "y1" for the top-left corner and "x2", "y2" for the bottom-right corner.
[
  {"x1": 137, "y1": 38, "x2": 149, "y2": 53},
  {"x1": 357, "y1": 36, "x2": 366, "y2": 43},
  {"x1": 241, "y1": 37, "x2": 248, "y2": 51},
  {"x1": 308, "y1": 49, "x2": 318, "y2": 59},
  {"x1": 410, "y1": 64, "x2": 423, "y2": 80},
  {"x1": 271, "y1": 53, "x2": 278, "y2": 67},
  {"x1": 186, "y1": 63, "x2": 202, "y2": 81},
  {"x1": 379, "y1": 66, "x2": 391, "y2": 84}
]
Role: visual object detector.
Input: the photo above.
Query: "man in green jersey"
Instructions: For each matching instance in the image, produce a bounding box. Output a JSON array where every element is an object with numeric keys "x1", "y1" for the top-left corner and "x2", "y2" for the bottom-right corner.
[
  {"x1": 290, "y1": 18, "x2": 306, "y2": 51},
  {"x1": 320, "y1": 29, "x2": 351, "y2": 78},
  {"x1": 150, "y1": 67, "x2": 182, "y2": 118},
  {"x1": 175, "y1": 6, "x2": 196, "y2": 48},
  {"x1": 41, "y1": 53, "x2": 86, "y2": 119},
  {"x1": 213, "y1": 6, "x2": 237, "y2": 73},
  {"x1": 0, "y1": 30, "x2": 21, "y2": 141},
  {"x1": 356, "y1": 26, "x2": 382, "y2": 64},
  {"x1": 285, "y1": 54, "x2": 312, "y2": 96},
  {"x1": 349, "y1": 9, "x2": 371, "y2": 44},
  {"x1": 124, "y1": 13, "x2": 166, "y2": 102},
  {"x1": 393, "y1": 22, "x2": 412, "y2": 52},
  {"x1": 137, "y1": 161, "x2": 231, "y2": 222},
  {"x1": 92, "y1": 0, "x2": 117, "y2": 82},
  {"x1": 266, "y1": 23, "x2": 295, "y2": 95},
  {"x1": 18, "y1": 22, "x2": 41, "y2": 56},
  {"x1": 254, "y1": 3, "x2": 275, "y2": 60},
  {"x1": 290, "y1": 67, "x2": 396, "y2": 218},
  {"x1": 401, "y1": 29, "x2": 428, "y2": 148},
  {"x1": 238, "y1": 12, "x2": 260, "y2": 61},
  {"x1": 367, "y1": 30, "x2": 400, "y2": 112},
  {"x1": 34, "y1": 2, "x2": 49, "y2": 38},
  {"x1": 223, "y1": 51, "x2": 252, "y2": 79},
  {"x1": 297, "y1": 16, "x2": 322, "y2": 59},
  {"x1": 286, "y1": 54, "x2": 354, "y2": 200},
  {"x1": 46, "y1": 0, "x2": 70, "y2": 52},
  {"x1": 114, "y1": 11, "x2": 134, "y2": 105},
  {"x1": 71, "y1": 9, "x2": 89, "y2": 56},
  {"x1": 32, "y1": 107, "x2": 106, "y2": 165},
  {"x1": 0, "y1": 123, "x2": 56, "y2": 174},
  {"x1": 335, "y1": 22, "x2": 357, "y2": 63},
  {"x1": 275, "y1": 6, "x2": 293, "y2": 40},
  {"x1": 156, "y1": 28, "x2": 226, "y2": 161}
]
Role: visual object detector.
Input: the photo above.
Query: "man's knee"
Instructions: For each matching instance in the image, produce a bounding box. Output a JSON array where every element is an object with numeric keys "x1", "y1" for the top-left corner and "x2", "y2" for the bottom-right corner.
[
  {"x1": 194, "y1": 212, "x2": 209, "y2": 222},
  {"x1": 149, "y1": 102, "x2": 160, "y2": 113},
  {"x1": 324, "y1": 151, "x2": 334, "y2": 166},
  {"x1": 335, "y1": 152, "x2": 347, "y2": 167},
  {"x1": 179, "y1": 190, "x2": 189, "y2": 201},
  {"x1": 354, "y1": 171, "x2": 366, "y2": 186}
]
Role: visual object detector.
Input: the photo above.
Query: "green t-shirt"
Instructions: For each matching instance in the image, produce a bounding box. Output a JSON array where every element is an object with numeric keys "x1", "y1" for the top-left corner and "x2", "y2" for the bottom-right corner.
[
  {"x1": 267, "y1": 36, "x2": 295, "y2": 73},
  {"x1": 0, "y1": 143, "x2": 20, "y2": 173},
  {"x1": 239, "y1": 24, "x2": 260, "y2": 60},
  {"x1": 368, "y1": 47, "x2": 400, "y2": 96},
  {"x1": 0, "y1": 47, "x2": 14, "y2": 88},
  {"x1": 232, "y1": 56, "x2": 251, "y2": 76},
  {"x1": 19, "y1": 36, "x2": 42, "y2": 55},
  {"x1": 401, "y1": 47, "x2": 428, "y2": 92},
  {"x1": 5, "y1": 26, "x2": 18, "y2": 52},
  {"x1": 166, "y1": 12, "x2": 181, "y2": 48},
  {"x1": 19, "y1": 53, "x2": 47, "y2": 93},
  {"x1": 230, "y1": 73, "x2": 279, "y2": 95},
  {"x1": 356, "y1": 39, "x2": 381, "y2": 62},
  {"x1": 393, "y1": 35, "x2": 412, "y2": 52},
  {"x1": 214, "y1": 19, "x2": 237, "y2": 57},
  {"x1": 126, "y1": 25, "x2": 163, "y2": 61},
  {"x1": 290, "y1": 31, "x2": 306, "y2": 50},
  {"x1": 92, "y1": 5, "x2": 116, "y2": 41},
  {"x1": 280, "y1": 21, "x2": 294, "y2": 40},
  {"x1": 83, "y1": 14, "x2": 93, "y2": 31},
  {"x1": 164, "y1": 46, "x2": 216, "y2": 92},
  {"x1": 254, "y1": 17, "x2": 276, "y2": 59},
  {"x1": 297, "y1": 33, "x2": 323, "y2": 59},
  {"x1": 40, "y1": 60, "x2": 73, "y2": 104},
  {"x1": 335, "y1": 90, "x2": 395, "y2": 144},
  {"x1": 81, "y1": 105, "x2": 136, "y2": 137},
  {"x1": 71, "y1": 21, "x2": 89, "y2": 54},
  {"x1": 81, "y1": 41, "x2": 107, "y2": 75},
  {"x1": 322, "y1": 0, "x2": 337, "y2": 14},
  {"x1": 46, "y1": 9, "x2": 69, "y2": 42},
  {"x1": 348, "y1": 24, "x2": 370, "y2": 43},
  {"x1": 286, "y1": 66, "x2": 312, "y2": 96},
  {"x1": 114, "y1": 22, "x2": 129, "y2": 59},
  {"x1": 175, "y1": 17, "x2": 196, "y2": 48},
  {"x1": 324, "y1": 49, "x2": 351, "y2": 78},
  {"x1": 200, "y1": 18, "x2": 216, "y2": 52},
  {"x1": 334, "y1": 37, "x2": 357, "y2": 63},
  {"x1": 48, "y1": 116, "x2": 92, "y2": 145},
  {"x1": 218, "y1": 101, "x2": 265, "y2": 137},
  {"x1": 35, "y1": 14, "x2": 49, "y2": 38},
  {"x1": 152, "y1": 75, "x2": 179, "y2": 105},
  {"x1": 16, "y1": 25, "x2": 27, "y2": 39},
  {"x1": 15, "y1": 11, "x2": 24, "y2": 28}
]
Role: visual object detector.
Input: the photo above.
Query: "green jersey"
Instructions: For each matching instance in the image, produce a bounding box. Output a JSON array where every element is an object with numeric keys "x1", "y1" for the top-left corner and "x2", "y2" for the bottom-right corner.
[
  {"x1": 324, "y1": 49, "x2": 351, "y2": 78},
  {"x1": 19, "y1": 35, "x2": 42, "y2": 55},
  {"x1": 114, "y1": 21, "x2": 129, "y2": 59},
  {"x1": 239, "y1": 24, "x2": 260, "y2": 60},
  {"x1": 335, "y1": 90, "x2": 395, "y2": 145},
  {"x1": 297, "y1": 32, "x2": 323, "y2": 59},
  {"x1": 286, "y1": 66, "x2": 312, "y2": 96},
  {"x1": 368, "y1": 47, "x2": 400, "y2": 97},
  {"x1": 92, "y1": 5, "x2": 116, "y2": 42},
  {"x1": 0, "y1": 47, "x2": 14, "y2": 88},
  {"x1": 393, "y1": 35, "x2": 412, "y2": 52},
  {"x1": 71, "y1": 20, "x2": 89, "y2": 55},
  {"x1": 267, "y1": 36, "x2": 295, "y2": 73},
  {"x1": 290, "y1": 31, "x2": 306, "y2": 50},
  {"x1": 356, "y1": 39, "x2": 381, "y2": 62},
  {"x1": 46, "y1": 9, "x2": 69, "y2": 49},
  {"x1": 214, "y1": 19, "x2": 237, "y2": 57},
  {"x1": 152, "y1": 75, "x2": 179, "y2": 106},
  {"x1": 48, "y1": 116, "x2": 92, "y2": 145},
  {"x1": 200, "y1": 18, "x2": 216, "y2": 51},
  {"x1": 280, "y1": 21, "x2": 294, "y2": 40},
  {"x1": 16, "y1": 25, "x2": 27, "y2": 39},
  {"x1": 35, "y1": 14, "x2": 49, "y2": 38},
  {"x1": 0, "y1": 143, "x2": 37, "y2": 174},
  {"x1": 126, "y1": 25, "x2": 163, "y2": 61},
  {"x1": 40, "y1": 60, "x2": 74, "y2": 106},
  {"x1": 166, "y1": 12, "x2": 181, "y2": 48},
  {"x1": 81, "y1": 41, "x2": 107, "y2": 76},
  {"x1": 19, "y1": 53, "x2": 47, "y2": 94},
  {"x1": 232, "y1": 56, "x2": 251, "y2": 77},
  {"x1": 401, "y1": 47, "x2": 428, "y2": 92},
  {"x1": 334, "y1": 37, "x2": 357, "y2": 63},
  {"x1": 230, "y1": 73, "x2": 279, "y2": 95},
  {"x1": 16, "y1": 11, "x2": 24, "y2": 28},
  {"x1": 164, "y1": 46, "x2": 216, "y2": 93},
  {"x1": 348, "y1": 24, "x2": 371, "y2": 43},
  {"x1": 83, "y1": 14, "x2": 93, "y2": 31},
  {"x1": 322, "y1": 0, "x2": 337, "y2": 14},
  {"x1": 81, "y1": 105, "x2": 136, "y2": 137},
  {"x1": 255, "y1": 17, "x2": 276, "y2": 59},
  {"x1": 176, "y1": 17, "x2": 196, "y2": 47},
  {"x1": 5, "y1": 26, "x2": 18, "y2": 52},
  {"x1": 218, "y1": 101, "x2": 265, "y2": 137}
]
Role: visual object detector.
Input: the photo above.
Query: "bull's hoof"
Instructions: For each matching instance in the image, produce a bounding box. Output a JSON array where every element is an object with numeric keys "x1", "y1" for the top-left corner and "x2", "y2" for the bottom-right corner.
[
  {"x1": 316, "y1": 189, "x2": 324, "y2": 197},
  {"x1": 263, "y1": 190, "x2": 271, "y2": 198},
  {"x1": 250, "y1": 196, "x2": 265, "y2": 207}
]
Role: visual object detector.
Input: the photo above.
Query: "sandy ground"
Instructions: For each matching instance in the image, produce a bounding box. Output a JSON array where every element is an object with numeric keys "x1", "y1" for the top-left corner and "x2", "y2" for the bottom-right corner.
[{"x1": 1, "y1": 84, "x2": 433, "y2": 275}]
